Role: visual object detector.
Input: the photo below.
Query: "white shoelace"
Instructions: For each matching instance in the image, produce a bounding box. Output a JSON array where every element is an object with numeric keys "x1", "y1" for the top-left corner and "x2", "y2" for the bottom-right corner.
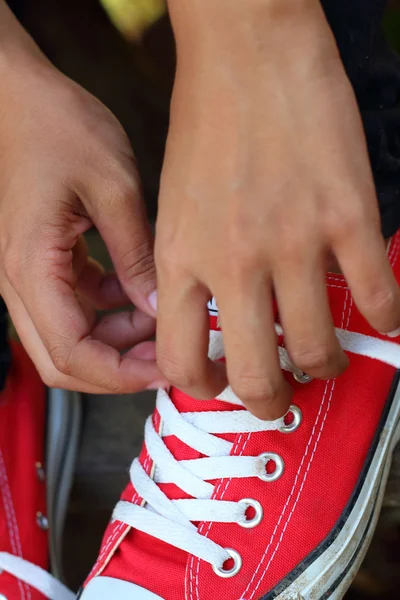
[
  {"x1": 0, "y1": 552, "x2": 74, "y2": 600},
  {"x1": 113, "y1": 328, "x2": 400, "y2": 571}
]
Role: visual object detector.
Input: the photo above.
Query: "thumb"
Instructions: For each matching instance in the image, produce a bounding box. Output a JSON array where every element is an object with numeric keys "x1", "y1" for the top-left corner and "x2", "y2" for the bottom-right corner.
[{"x1": 85, "y1": 175, "x2": 157, "y2": 317}]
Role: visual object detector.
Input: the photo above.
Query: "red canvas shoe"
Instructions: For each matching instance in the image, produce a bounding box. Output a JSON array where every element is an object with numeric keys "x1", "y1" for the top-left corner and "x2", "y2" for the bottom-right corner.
[
  {"x1": 0, "y1": 342, "x2": 75, "y2": 600},
  {"x1": 80, "y1": 233, "x2": 400, "y2": 600}
]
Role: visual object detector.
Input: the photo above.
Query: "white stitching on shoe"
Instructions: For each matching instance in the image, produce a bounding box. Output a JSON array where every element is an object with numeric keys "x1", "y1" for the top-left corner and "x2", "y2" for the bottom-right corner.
[
  {"x1": 186, "y1": 287, "x2": 351, "y2": 600},
  {"x1": 345, "y1": 297, "x2": 353, "y2": 331},
  {"x1": 0, "y1": 457, "x2": 18, "y2": 554},
  {"x1": 244, "y1": 380, "x2": 335, "y2": 600},
  {"x1": 388, "y1": 235, "x2": 398, "y2": 264},
  {"x1": 92, "y1": 273, "x2": 395, "y2": 598},
  {"x1": 340, "y1": 289, "x2": 349, "y2": 333},
  {"x1": 326, "y1": 276, "x2": 347, "y2": 285},
  {"x1": 0, "y1": 458, "x2": 24, "y2": 600},
  {"x1": 326, "y1": 284, "x2": 352, "y2": 291},
  {"x1": 187, "y1": 432, "x2": 252, "y2": 600},
  {"x1": 88, "y1": 441, "x2": 154, "y2": 580},
  {"x1": 0, "y1": 448, "x2": 29, "y2": 600},
  {"x1": 241, "y1": 284, "x2": 353, "y2": 599},
  {"x1": 388, "y1": 233, "x2": 400, "y2": 267},
  {"x1": 392, "y1": 236, "x2": 400, "y2": 266}
]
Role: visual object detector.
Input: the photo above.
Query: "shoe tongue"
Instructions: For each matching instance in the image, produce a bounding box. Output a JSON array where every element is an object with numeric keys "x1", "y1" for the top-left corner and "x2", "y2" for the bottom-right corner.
[
  {"x1": 170, "y1": 386, "x2": 239, "y2": 415},
  {"x1": 208, "y1": 298, "x2": 220, "y2": 332}
]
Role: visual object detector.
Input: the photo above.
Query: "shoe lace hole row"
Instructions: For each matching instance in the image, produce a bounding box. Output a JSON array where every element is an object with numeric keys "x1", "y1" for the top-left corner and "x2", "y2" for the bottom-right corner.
[{"x1": 212, "y1": 405, "x2": 303, "y2": 577}]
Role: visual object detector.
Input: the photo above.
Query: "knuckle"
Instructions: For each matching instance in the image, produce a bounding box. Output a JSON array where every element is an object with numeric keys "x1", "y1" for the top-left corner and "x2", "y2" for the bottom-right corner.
[
  {"x1": 291, "y1": 343, "x2": 334, "y2": 373},
  {"x1": 363, "y1": 285, "x2": 397, "y2": 314},
  {"x1": 48, "y1": 343, "x2": 76, "y2": 377},
  {"x1": 39, "y1": 366, "x2": 62, "y2": 389},
  {"x1": 155, "y1": 245, "x2": 181, "y2": 274},
  {"x1": 104, "y1": 172, "x2": 139, "y2": 203},
  {"x1": 232, "y1": 375, "x2": 281, "y2": 405},
  {"x1": 325, "y1": 207, "x2": 362, "y2": 241},
  {"x1": 219, "y1": 246, "x2": 262, "y2": 282},
  {"x1": 89, "y1": 176, "x2": 139, "y2": 220},
  {"x1": 116, "y1": 176, "x2": 140, "y2": 201},
  {"x1": 274, "y1": 230, "x2": 310, "y2": 264},
  {"x1": 97, "y1": 377, "x2": 122, "y2": 394},
  {"x1": 120, "y1": 241, "x2": 155, "y2": 283},
  {"x1": 109, "y1": 181, "x2": 139, "y2": 210},
  {"x1": 157, "y1": 352, "x2": 197, "y2": 390},
  {"x1": 278, "y1": 235, "x2": 301, "y2": 259},
  {"x1": 231, "y1": 248, "x2": 260, "y2": 273}
]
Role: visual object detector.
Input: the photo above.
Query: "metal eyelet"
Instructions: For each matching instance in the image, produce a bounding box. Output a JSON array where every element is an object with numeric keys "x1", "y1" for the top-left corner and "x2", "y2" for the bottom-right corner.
[
  {"x1": 35, "y1": 461, "x2": 46, "y2": 482},
  {"x1": 279, "y1": 405, "x2": 302, "y2": 434},
  {"x1": 212, "y1": 548, "x2": 242, "y2": 578},
  {"x1": 257, "y1": 452, "x2": 284, "y2": 482},
  {"x1": 293, "y1": 371, "x2": 313, "y2": 384},
  {"x1": 36, "y1": 512, "x2": 49, "y2": 530},
  {"x1": 238, "y1": 498, "x2": 263, "y2": 528}
]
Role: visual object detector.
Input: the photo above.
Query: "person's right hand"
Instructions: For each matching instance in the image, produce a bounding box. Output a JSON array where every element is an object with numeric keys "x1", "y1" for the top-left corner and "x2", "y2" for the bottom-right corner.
[
  {"x1": 155, "y1": 0, "x2": 400, "y2": 419},
  {"x1": 0, "y1": 24, "x2": 166, "y2": 393}
]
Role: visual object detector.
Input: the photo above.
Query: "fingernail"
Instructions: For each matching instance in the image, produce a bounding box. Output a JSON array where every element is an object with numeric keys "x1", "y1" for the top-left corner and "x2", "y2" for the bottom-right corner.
[
  {"x1": 146, "y1": 380, "x2": 169, "y2": 391},
  {"x1": 147, "y1": 290, "x2": 157, "y2": 313},
  {"x1": 386, "y1": 327, "x2": 400, "y2": 338}
]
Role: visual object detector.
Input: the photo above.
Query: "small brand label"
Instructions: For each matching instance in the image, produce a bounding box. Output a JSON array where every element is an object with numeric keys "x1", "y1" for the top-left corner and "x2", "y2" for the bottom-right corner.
[{"x1": 207, "y1": 298, "x2": 219, "y2": 315}]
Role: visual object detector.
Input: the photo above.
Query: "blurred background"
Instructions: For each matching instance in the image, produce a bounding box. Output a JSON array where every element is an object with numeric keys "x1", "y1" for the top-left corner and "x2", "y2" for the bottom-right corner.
[{"x1": 5, "y1": 0, "x2": 400, "y2": 597}]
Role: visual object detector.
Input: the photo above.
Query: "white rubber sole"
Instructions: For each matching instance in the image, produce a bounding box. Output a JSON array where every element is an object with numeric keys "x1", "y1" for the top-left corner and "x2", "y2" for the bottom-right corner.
[
  {"x1": 80, "y1": 576, "x2": 163, "y2": 599},
  {"x1": 272, "y1": 376, "x2": 400, "y2": 600}
]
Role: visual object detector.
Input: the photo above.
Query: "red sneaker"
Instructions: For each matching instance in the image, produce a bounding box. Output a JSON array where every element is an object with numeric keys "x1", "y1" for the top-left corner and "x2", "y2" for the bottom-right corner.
[
  {"x1": 0, "y1": 342, "x2": 74, "y2": 600},
  {"x1": 80, "y1": 234, "x2": 400, "y2": 600}
]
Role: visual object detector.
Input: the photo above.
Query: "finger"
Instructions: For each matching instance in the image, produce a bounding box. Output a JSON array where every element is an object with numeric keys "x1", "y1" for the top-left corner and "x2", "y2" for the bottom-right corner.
[
  {"x1": 76, "y1": 258, "x2": 130, "y2": 310},
  {"x1": 80, "y1": 168, "x2": 157, "y2": 316},
  {"x1": 1, "y1": 276, "x2": 165, "y2": 393},
  {"x1": 156, "y1": 279, "x2": 227, "y2": 399},
  {"x1": 217, "y1": 276, "x2": 292, "y2": 420},
  {"x1": 273, "y1": 252, "x2": 348, "y2": 381},
  {"x1": 72, "y1": 236, "x2": 131, "y2": 309},
  {"x1": 8, "y1": 236, "x2": 164, "y2": 393},
  {"x1": 335, "y1": 226, "x2": 400, "y2": 336},
  {"x1": 91, "y1": 309, "x2": 156, "y2": 351},
  {"x1": 129, "y1": 341, "x2": 157, "y2": 361},
  {"x1": 0, "y1": 277, "x2": 115, "y2": 393}
]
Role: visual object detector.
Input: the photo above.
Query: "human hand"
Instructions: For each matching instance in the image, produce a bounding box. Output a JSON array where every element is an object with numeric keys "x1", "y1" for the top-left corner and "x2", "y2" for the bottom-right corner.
[
  {"x1": 0, "y1": 17, "x2": 166, "y2": 393},
  {"x1": 156, "y1": 0, "x2": 400, "y2": 418}
]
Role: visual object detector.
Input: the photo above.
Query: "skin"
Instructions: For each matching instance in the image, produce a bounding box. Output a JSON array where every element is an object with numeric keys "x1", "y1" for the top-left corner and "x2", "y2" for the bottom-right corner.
[
  {"x1": 0, "y1": 1, "x2": 166, "y2": 393},
  {"x1": 155, "y1": 0, "x2": 400, "y2": 418},
  {"x1": 1, "y1": 0, "x2": 400, "y2": 416}
]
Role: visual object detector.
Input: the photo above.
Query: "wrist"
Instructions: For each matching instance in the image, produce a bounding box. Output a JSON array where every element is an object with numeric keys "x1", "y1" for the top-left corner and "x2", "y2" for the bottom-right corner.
[
  {"x1": 167, "y1": 0, "x2": 321, "y2": 44},
  {"x1": 167, "y1": 0, "x2": 338, "y2": 77}
]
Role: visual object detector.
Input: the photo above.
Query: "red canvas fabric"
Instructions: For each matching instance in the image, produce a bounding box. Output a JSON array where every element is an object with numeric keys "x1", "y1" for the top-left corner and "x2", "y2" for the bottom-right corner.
[
  {"x1": 0, "y1": 342, "x2": 47, "y2": 600},
  {"x1": 86, "y1": 232, "x2": 400, "y2": 600}
]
